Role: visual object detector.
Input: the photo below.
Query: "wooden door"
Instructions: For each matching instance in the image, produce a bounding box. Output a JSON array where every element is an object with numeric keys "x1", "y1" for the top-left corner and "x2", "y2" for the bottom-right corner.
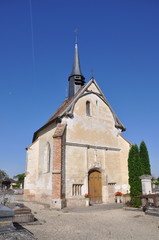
[{"x1": 89, "y1": 170, "x2": 102, "y2": 204}]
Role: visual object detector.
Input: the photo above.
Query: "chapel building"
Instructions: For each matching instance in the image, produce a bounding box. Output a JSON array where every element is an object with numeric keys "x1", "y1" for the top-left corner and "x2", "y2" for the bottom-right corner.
[{"x1": 24, "y1": 41, "x2": 131, "y2": 208}]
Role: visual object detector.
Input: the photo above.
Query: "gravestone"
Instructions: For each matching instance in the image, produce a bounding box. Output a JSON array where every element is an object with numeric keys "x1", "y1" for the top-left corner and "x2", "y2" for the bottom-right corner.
[
  {"x1": 0, "y1": 204, "x2": 15, "y2": 231},
  {"x1": 140, "y1": 175, "x2": 152, "y2": 195},
  {"x1": 7, "y1": 202, "x2": 34, "y2": 223}
]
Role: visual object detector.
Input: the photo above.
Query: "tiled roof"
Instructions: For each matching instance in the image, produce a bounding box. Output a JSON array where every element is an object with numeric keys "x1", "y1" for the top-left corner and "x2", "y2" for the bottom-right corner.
[
  {"x1": 32, "y1": 86, "x2": 85, "y2": 142},
  {"x1": 45, "y1": 85, "x2": 85, "y2": 125}
]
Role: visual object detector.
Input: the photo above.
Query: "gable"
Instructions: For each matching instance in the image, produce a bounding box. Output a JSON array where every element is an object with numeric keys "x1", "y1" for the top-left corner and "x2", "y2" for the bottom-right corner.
[
  {"x1": 73, "y1": 92, "x2": 115, "y2": 126},
  {"x1": 66, "y1": 79, "x2": 125, "y2": 131},
  {"x1": 87, "y1": 82, "x2": 100, "y2": 94},
  {"x1": 65, "y1": 92, "x2": 120, "y2": 147},
  {"x1": 32, "y1": 78, "x2": 125, "y2": 142}
]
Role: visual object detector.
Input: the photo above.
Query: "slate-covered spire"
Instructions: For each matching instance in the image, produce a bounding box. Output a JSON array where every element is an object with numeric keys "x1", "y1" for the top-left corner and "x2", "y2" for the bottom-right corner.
[
  {"x1": 71, "y1": 42, "x2": 82, "y2": 76},
  {"x1": 68, "y1": 41, "x2": 85, "y2": 99}
]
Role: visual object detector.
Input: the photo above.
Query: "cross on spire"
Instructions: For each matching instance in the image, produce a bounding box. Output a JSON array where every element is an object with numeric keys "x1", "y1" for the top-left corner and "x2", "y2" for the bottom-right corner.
[{"x1": 74, "y1": 28, "x2": 78, "y2": 43}]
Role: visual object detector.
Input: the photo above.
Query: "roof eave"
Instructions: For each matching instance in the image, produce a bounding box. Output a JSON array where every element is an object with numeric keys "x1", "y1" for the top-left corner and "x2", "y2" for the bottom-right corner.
[
  {"x1": 32, "y1": 116, "x2": 61, "y2": 142},
  {"x1": 115, "y1": 124, "x2": 126, "y2": 132}
]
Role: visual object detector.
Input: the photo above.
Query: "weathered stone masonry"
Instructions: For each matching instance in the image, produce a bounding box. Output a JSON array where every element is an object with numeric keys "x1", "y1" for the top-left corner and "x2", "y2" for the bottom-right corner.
[{"x1": 52, "y1": 123, "x2": 66, "y2": 208}]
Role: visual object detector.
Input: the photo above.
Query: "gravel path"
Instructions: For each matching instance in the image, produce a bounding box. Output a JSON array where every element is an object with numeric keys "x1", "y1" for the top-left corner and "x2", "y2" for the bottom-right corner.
[{"x1": 21, "y1": 202, "x2": 159, "y2": 240}]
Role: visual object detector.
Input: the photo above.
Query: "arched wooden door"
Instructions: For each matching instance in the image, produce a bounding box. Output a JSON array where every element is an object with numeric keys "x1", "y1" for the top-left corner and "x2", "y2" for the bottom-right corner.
[{"x1": 88, "y1": 170, "x2": 102, "y2": 204}]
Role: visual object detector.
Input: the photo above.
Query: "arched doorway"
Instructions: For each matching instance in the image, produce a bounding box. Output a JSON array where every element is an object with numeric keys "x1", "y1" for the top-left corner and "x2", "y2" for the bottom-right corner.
[{"x1": 88, "y1": 170, "x2": 102, "y2": 204}]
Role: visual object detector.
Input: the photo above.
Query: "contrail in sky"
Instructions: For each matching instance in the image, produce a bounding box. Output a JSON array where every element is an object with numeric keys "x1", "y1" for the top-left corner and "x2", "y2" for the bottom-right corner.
[{"x1": 29, "y1": 0, "x2": 36, "y2": 79}]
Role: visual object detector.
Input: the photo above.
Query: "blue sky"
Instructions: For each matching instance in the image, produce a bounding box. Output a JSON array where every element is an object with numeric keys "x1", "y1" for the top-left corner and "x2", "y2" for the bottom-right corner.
[{"x1": 0, "y1": 0, "x2": 159, "y2": 178}]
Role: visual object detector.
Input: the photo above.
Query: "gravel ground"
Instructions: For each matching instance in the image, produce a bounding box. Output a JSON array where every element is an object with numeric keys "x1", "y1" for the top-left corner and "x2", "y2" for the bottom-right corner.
[{"x1": 9, "y1": 202, "x2": 159, "y2": 240}]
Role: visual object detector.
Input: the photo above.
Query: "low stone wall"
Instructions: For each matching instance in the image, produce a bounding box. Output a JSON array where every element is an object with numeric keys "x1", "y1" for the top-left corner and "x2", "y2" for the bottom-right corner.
[
  {"x1": 122, "y1": 194, "x2": 131, "y2": 205},
  {"x1": 66, "y1": 198, "x2": 86, "y2": 207},
  {"x1": 14, "y1": 194, "x2": 24, "y2": 202}
]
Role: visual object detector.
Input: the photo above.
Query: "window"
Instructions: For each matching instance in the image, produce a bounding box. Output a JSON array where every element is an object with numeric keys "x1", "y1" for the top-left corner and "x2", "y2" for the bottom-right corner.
[
  {"x1": 72, "y1": 184, "x2": 83, "y2": 196},
  {"x1": 86, "y1": 101, "x2": 91, "y2": 116},
  {"x1": 43, "y1": 142, "x2": 51, "y2": 173}
]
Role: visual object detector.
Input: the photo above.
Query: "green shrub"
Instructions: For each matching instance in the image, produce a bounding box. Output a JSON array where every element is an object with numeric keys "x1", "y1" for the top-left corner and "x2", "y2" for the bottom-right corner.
[{"x1": 128, "y1": 144, "x2": 142, "y2": 208}]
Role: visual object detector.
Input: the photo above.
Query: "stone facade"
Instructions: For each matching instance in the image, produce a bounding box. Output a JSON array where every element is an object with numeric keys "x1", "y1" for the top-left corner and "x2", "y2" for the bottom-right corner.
[{"x1": 24, "y1": 78, "x2": 131, "y2": 208}]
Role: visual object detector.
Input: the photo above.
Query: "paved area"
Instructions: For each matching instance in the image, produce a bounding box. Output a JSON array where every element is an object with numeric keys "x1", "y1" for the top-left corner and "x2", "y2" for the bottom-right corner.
[
  {"x1": 63, "y1": 203, "x2": 123, "y2": 213},
  {"x1": 1, "y1": 202, "x2": 159, "y2": 240}
]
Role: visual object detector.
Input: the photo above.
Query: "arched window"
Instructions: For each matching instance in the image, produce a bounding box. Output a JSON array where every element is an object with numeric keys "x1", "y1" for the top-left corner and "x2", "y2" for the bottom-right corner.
[
  {"x1": 86, "y1": 101, "x2": 91, "y2": 116},
  {"x1": 43, "y1": 142, "x2": 51, "y2": 173}
]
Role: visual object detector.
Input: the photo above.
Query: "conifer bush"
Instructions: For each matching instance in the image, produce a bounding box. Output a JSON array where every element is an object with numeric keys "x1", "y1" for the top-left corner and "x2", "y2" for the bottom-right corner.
[
  {"x1": 139, "y1": 141, "x2": 151, "y2": 175},
  {"x1": 128, "y1": 141, "x2": 152, "y2": 207},
  {"x1": 128, "y1": 144, "x2": 142, "y2": 207}
]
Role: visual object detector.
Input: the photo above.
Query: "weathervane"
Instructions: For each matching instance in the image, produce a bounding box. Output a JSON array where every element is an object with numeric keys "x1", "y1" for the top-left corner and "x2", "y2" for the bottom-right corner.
[
  {"x1": 74, "y1": 28, "x2": 78, "y2": 43},
  {"x1": 91, "y1": 69, "x2": 94, "y2": 78}
]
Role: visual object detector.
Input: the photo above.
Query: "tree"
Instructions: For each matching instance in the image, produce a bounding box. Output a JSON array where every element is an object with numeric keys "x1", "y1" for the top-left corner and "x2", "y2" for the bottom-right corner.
[
  {"x1": 13, "y1": 173, "x2": 25, "y2": 187},
  {"x1": 0, "y1": 169, "x2": 8, "y2": 180},
  {"x1": 128, "y1": 144, "x2": 142, "y2": 207},
  {"x1": 139, "y1": 141, "x2": 151, "y2": 175}
]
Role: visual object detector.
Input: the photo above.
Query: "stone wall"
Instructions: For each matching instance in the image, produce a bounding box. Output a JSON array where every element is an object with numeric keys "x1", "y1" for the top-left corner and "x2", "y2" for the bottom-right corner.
[{"x1": 24, "y1": 81, "x2": 130, "y2": 208}]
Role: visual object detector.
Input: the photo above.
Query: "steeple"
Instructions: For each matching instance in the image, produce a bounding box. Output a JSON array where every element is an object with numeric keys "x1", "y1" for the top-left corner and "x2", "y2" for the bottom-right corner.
[
  {"x1": 71, "y1": 43, "x2": 82, "y2": 76},
  {"x1": 68, "y1": 41, "x2": 85, "y2": 99}
]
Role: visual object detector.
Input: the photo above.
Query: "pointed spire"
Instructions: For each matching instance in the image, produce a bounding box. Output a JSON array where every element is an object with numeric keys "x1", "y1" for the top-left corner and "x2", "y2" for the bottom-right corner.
[
  {"x1": 71, "y1": 42, "x2": 83, "y2": 76},
  {"x1": 68, "y1": 37, "x2": 85, "y2": 99}
]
